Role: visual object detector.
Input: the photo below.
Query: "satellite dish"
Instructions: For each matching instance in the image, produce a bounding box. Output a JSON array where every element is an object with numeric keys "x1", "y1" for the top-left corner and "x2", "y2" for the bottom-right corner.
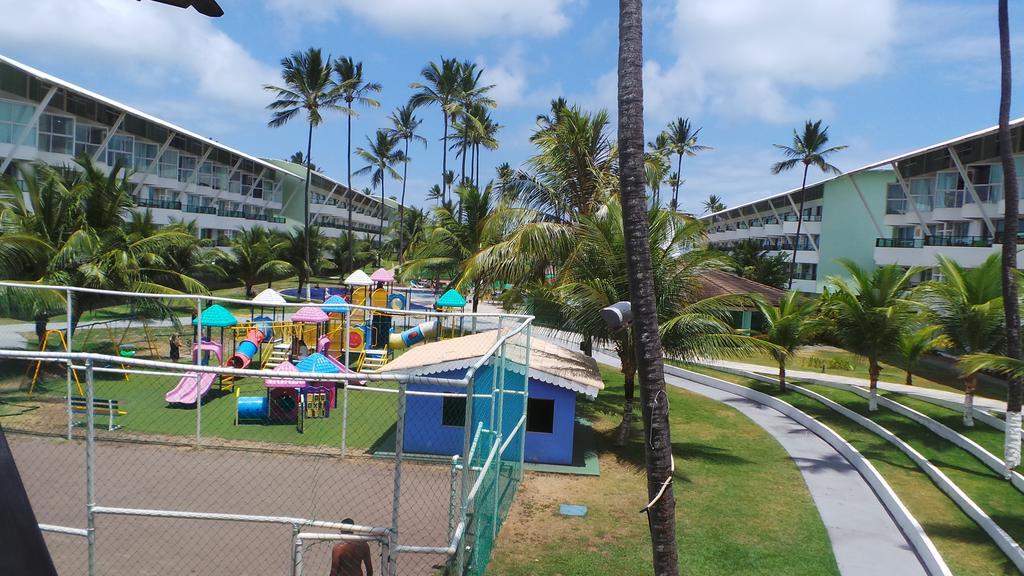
[{"x1": 141, "y1": 0, "x2": 225, "y2": 17}]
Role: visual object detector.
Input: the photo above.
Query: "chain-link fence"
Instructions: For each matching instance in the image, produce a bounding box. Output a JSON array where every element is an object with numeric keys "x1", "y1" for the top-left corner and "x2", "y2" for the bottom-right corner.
[{"x1": 0, "y1": 283, "x2": 531, "y2": 575}]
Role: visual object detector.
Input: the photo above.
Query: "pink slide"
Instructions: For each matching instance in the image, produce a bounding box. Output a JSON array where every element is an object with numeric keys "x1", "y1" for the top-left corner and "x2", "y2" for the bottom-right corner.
[
  {"x1": 164, "y1": 371, "x2": 218, "y2": 405},
  {"x1": 165, "y1": 341, "x2": 223, "y2": 406}
]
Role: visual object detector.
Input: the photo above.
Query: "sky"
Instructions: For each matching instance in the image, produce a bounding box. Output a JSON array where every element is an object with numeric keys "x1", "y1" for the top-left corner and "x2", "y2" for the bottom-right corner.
[{"x1": 0, "y1": 0, "x2": 1021, "y2": 214}]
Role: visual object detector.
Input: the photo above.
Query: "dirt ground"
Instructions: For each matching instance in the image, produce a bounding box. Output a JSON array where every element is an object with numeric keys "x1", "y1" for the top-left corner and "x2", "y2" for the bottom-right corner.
[{"x1": 9, "y1": 433, "x2": 453, "y2": 575}]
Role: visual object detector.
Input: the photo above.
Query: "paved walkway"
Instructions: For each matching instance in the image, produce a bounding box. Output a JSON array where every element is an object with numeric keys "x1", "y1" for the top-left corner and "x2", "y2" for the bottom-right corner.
[
  {"x1": 703, "y1": 359, "x2": 1005, "y2": 412},
  {"x1": 586, "y1": 348, "x2": 929, "y2": 576}
]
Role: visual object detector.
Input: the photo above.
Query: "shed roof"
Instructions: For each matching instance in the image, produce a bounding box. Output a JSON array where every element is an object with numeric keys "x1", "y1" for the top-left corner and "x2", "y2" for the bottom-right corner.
[
  {"x1": 264, "y1": 361, "x2": 305, "y2": 388},
  {"x1": 252, "y1": 288, "x2": 287, "y2": 305},
  {"x1": 295, "y1": 353, "x2": 341, "y2": 374},
  {"x1": 370, "y1": 268, "x2": 395, "y2": 282},
  {"x1": 322, "y1": 295, "x2": 348, "y2": 314},
  {"x1": 380, "y1": 331, "x2": 604, "y2": 398},
  {"x1": 344, "y1": 270, "x2": 374, "y2": 286},
  {"x1": 191, "y1": 305, "x2": 238, "y2": 328},
  {"x1": 436, "y1": 289, "x2": 466, "y2": 308},
  {"x1": 292, "y1": 306, "x2": 329, "y2": 323},
  {"x1": 698, "y1": 270, "x2": 784, "y2": 306}
]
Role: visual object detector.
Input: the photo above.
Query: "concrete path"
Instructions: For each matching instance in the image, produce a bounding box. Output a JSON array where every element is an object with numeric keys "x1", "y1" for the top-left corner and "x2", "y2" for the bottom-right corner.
[
  {"x1": 704, "y1": 359, "x2": 1006, "y2": 413},
  {"x1": 588, "y1": 348, "x2": 929, "y2": 576}
]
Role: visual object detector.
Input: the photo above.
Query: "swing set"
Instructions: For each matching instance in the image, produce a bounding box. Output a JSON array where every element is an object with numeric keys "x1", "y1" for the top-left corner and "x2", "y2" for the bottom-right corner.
[{"x1": 27, "y1": 329, "x2": 81, "y2": 398}]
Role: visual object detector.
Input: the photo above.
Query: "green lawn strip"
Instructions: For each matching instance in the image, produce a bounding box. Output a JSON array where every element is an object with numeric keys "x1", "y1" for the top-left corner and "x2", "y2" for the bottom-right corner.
[
  {"x1": 880, "y1": 392, "x2": 1014, "y2": 469},
  {"x1": 677, "y1": 363, "x2": 1015, "y2": 576},
  {"x1": 489, "y1": 365, "x2": 838, "y2": 576}
]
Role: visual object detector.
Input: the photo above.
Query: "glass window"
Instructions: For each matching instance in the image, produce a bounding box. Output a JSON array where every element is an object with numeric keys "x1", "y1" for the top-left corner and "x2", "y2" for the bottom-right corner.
[
  {"x1": 197, "y1": 162, "x2": 214, "y2": 188},
  {"x1": 178, "y1": 154, "x2": 196, "y2": 183},
  {"x1": 909, "y1": 178, "x2": 934, "y2": 211},
  {"x1": 229, "y1": 171, "x2": 241, "y2": 194},
  {"x1": 441, "y1": 396, "x2": 466, "y2": 427},
  {"x1": 526, "y1": 398, "x2": 555, "y2": 434},
  {"x1": 74, "y1": 124, "x2": 106, "y2": 157},
  {"x1": 157, "y1": 150, "x2": 178, "y2": 179},
  {"x1": 106, "y1": 134, "x2": 134, "y2": 168},
  {"x1": 38, "y1": 113, "x2": 74, "y2": 154},
  {"x1": 0, "y1": 100, "x2": 35, "y2": 145},
  {"x1": 134, "y1": 142, "x2": 157, "y2": 171}
]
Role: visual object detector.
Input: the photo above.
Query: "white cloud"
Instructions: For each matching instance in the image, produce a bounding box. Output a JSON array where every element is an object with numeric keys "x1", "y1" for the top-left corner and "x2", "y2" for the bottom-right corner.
[
  {"x1": 630, "y1": 0, "x2": 899, "y2": 123},
  {"x1": 265, "y1": 0, "x2": 576, "y2": 40},
  {"x1": 0, "y1": 0, "x2": 277, "y2": 111},
  {"x1": 477, "y1": 47, "x2": 559, "y2": 109}
]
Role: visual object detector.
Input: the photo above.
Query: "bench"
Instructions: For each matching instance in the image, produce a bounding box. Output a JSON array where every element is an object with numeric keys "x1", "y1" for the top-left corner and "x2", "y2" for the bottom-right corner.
[{"x1": 70, "y1": 396, "x2": 126, "y2": 431}]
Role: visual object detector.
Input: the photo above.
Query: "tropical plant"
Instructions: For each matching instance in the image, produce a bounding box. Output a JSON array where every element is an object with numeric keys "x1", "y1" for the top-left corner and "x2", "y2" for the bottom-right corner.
[
  {"x1": 998, "y1": 0, "x2": 1022, "y2": 469},
  {"x1": 663, "y1": 117, "x2": 710, "y2": 211},
  {"x1": 282, "y1": 226, "x2": 333, "y2": 289},
  {"x1": 897, "y1": 325, "x2": 949, "y2": 387},
  {"x1": 729, "y1": 239, "x2": 791, "y2": 289},
  {"x1": 332, "y1": 232, "x2": 374, "y2": 272},
  {"x1": 387, "y1": 104, "x2": 427, "y2": 264},
  {"x1": 772, "y1": 120, "x2": 846, "y2": 289},
  {"x1": 410, "y1": 58, "x2": 464, "y2": 204},
  {"x1": 703, "y1": 194, "x2": 726, "y2": 214},
  {"x1": 264, "y1": 47, "x2": 338, "y2": 298},
  {"x1": 394, "y1": 206, "x2": 428, "y2": 262},
  {"x1": 755, "y1": 291, "x2": 822, "y2": 392},
  {"x1": 218, "y1": 226, "x2": 293, "y2": 298},
  {"x1": 287, "y1": 151, "x2": 319, "y2": 173},
  {"x1": 354, "y1": 129, "x2": 404, "y2": 266},
  {"x1": 645, "y1": 132, "x2": 670, "y2": 207},
  {"x1": 333, "y1": 56, "x2": 382, "y2": 273},
  {"x1": 825, "y1": 260, "x2": 920, "y2": 410},
  {"x1": 915, "y1": 254, "x2": 1005, "y2": 424}
]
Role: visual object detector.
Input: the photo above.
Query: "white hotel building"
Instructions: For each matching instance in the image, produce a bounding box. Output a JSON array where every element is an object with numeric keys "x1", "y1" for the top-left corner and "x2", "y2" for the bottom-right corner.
[{"x1": 0, "y1": 55, "x2": 397, "y2": 247}]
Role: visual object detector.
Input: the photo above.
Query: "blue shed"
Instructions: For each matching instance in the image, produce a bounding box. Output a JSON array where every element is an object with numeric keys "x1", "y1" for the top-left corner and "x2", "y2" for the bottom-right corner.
[{"x1": 379, "y1": 331, "x2": 603, "y2": 465}]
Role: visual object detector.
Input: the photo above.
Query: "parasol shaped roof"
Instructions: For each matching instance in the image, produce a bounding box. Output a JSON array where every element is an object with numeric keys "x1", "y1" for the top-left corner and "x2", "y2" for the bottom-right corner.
[
  {"x1": 344, "y1": 270, "x2": 373, "y2": 286},
  {"x1": 292, "y1": 306, "x2": 329, "y2": 323},
  {"x1": 191, "y1": 304, "x2": 238, "y2": 328},
  {"x1": 252, "y1": 288, "x2": 287, "y2": 305},
  {"x1": 264, "y1": 360, "x2": 305, "y2": 388},
  {"x1": 370, "y1": 268, "x2": 394, "y2": 283},
  {"x1": 435, "y1": 289, "x2": 466, "y2": 308}
]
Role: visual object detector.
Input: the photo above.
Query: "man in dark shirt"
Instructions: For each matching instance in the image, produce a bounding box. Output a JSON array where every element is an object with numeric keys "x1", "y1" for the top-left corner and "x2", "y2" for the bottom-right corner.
[{"x1": 329, "y1": 518, "x2": 373, "y2": 576}]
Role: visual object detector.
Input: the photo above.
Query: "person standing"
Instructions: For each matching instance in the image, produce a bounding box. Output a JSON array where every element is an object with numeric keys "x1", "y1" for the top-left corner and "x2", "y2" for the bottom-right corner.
[
  {"x1": 168, "y1": 334, "x2": 182, "y2": 362},
  {"x1": 329, "y1": 519, "x2": 373, "y2": 576}
]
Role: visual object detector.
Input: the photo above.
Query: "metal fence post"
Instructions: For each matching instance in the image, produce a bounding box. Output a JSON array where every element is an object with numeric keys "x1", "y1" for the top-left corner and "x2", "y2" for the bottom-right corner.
[
  {"x1": 85, "y1": 359, "x2": 97, "y2": 576},
  {"x1": 343, "y1": 311, "x2": 351, "y2": 369},
  {"x1": 340, "y1": 385, "x2": 349, "y2": 457},
  {"x1": 519, "y1": 324, "x2": 532, "y2": 481},
  {"x1": 66, "y1": 288, "x2": 74, "y2": 440},
  {"x1": 388, "y1": 380, "x2": 407, "y2": 576},
  {"x1": 492, "y1": 342, "x2": 507, "y2": 542},
  {"x1": 291, "y1": 524, "x2": 302, "y2": 576},
  {"x1": 195, "y1": 298, "x2": 202, "y2": 448}
]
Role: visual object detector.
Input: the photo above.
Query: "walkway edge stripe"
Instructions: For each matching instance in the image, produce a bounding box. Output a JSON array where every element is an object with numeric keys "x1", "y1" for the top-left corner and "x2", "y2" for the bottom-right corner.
[
  {"x1": 663, "y1": 364, "x2": 952, "y2": 576},
  {"x1": 792, "y1": 378, "x2": 1024, "y2": 489},
  {"x1": 783, "y1": 382, "x2": 1024, "y2": 573}
]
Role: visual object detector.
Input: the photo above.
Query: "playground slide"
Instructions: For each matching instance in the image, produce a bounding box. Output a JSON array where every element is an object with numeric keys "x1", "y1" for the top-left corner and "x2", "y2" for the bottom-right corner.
[
  {"x1": 229, "y1": 328, "x2": 267, "y2": 369},
  {"x1": 164, "y1": 371, "x2": 218, "y2": 405}
]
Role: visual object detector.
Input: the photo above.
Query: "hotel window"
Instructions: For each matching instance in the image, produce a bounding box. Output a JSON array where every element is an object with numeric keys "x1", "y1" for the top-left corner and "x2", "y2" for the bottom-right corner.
[
  {"x1": 197, "y1": 162, "x2": 214, "y2": 189},
  {"x1": 74, "y1": 124, "x2": 106, "y2": 157},
  {"x1": 38, "y1": 113, "x2": 74, "y2": 154},
  {"x1": 251, "y1": 176, "x2": 264, "y2": 199},
  {"x1": 526, "y1": 398, "x2": 555, "y2": 434},
  {"x1": 441, "y1": 396, "x2": 466, "y2": 427},
  {"x1": 106, "y1": 134, "x2": 134, "y2": 167},
  {"x1": 134, "y1": 142, "x2": 157, "y2": 171},
  {"x1": 228, "y1": 171, "x2": 242, "y2": 194},
  {"x1": 0, "y1": 100, "x2": 35, "y2": 145},
  {"x1": 211, "y1": 165, "x2": 228, "y2": 190},
  {"x1": 158, "y1": 150, "x2": 178, "y2": 179},
  {"x1": 178, "y1": 154, "x2": 196, "y2": 183}
]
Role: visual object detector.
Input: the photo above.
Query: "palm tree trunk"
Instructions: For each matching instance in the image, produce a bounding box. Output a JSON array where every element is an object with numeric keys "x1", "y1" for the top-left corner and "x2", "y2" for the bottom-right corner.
[
  {"x1": 673, "y1": 152, "x2": 682, "y2": 211},
  {"x1": 778, "y1": 359, "x2": 787, "y2": 393},
  {"x1": 963, "y1": 374, "x2": 978, "y2": 427},
  {"x1": 460, "y1": 141, "x2": 467, "y2": 186},
  {"x1": 398, "y1": 138, "x2": 410, "y2": 264},
  {"x1": 905, "y1": 365, "x2": 914, "y2": 387},
  {"x1": 346, "y1": 113, "x2": 354, "y2": 274},
  {"x1": 999, "y1": 0, "x2": 1022, "y2": 471},
  {"x1": 868, "y1": 357, "x2": 880, "y2": 411},
  {"x1": 618, "y1": 1, "x2": 678, "y2": 573},
  {"x1": 442, "y1": 111, "x2": 450, "y2": 203},
  {"x1": 303, "y1": 120, "x2": 313, "y2": 301},
  {"x1": 616, "y1": 351, "x2": 636, "y2": 446},
  {"x1": 788, "y1": 163, "x2": 810, "y2": 290},
  {"x1": 476, "y1": 143, "x2": 481, "y2": 190}
]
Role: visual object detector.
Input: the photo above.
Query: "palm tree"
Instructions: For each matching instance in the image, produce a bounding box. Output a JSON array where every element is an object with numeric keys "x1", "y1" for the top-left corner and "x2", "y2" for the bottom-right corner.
[
  {"x1": 287, "y1": 151, "x2": 319, "y2": 173},
  {"x1": 772, "y1": 120, "x2": 847, "y2": 289},
  {"x1": 618, "y1": 2, "x2": 677, "y2": 571},
  {"x1": 282, "y1": 226, "x2": 333, "y2": 289},
  {"x1": 395, "y1": 206, "x2": 428, "y2": 263},
  {"x1": 410, "y1": 58, "x2": 463, "y2": 203},
  {"x1": 897, "y1": 325, "x2": 949, "y2": 387},
  {"x1": 663, "y1": 117, "x2": 710, "y2": 211},
  {"x1": 998, "y1": 0, "x2": 1022, "y2": 469},
  {"x1": 825, "y1": 259, "x2": 920, "y2": 410},
  {"x1": 333, "y1": 56, "x2": 382, "y2": 274},
  {"x1": 354, "y1": 129, "x2": 403, "y2": 266},
  {"x1": 703, "y1": 194, "x2": 726, "y2": 214},
  {"x1": 387, "y1": 104, "x2": 427, "y2": 264},
  {"x1": 756, "y1": 291, "x2": 822, "y2": 392},
  {"x1": 915, "y1": 254, "x2": 1005, "y2": 424},
  {"x1": 219, "y1": 227, "x2": 293, "y2": 298},
  {"x1": 332, "y1": 231, "x2": 373, "y2": 272},
  {"x1": 729, "y1": 239, "x2": 791, "y2": 289},
  {"x1": 264, "y1": 47, "x2": 337, "y2": 299},
  {"x1": 644, "y1": 133, "x2": 670, "y2": 208}
]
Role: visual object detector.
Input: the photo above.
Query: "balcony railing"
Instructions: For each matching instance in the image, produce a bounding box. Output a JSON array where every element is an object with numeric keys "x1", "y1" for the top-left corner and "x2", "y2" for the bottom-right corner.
[
  {"x1": 135, "y1": 198, "x2": 181, "y2": 210},
  {"x1": 221, "y1": 210, "x2": 245, "y2": 219},
  {"x1": 783, "y1": 214, "x2": 822, "y2": 222},
  {"x1": 184, "y1": 205, "x2": 217, "y2": 215},
  {"x1": 876, "y1": 238, "x2": 923, "y2": 248},
  {"x1": 924, "y1": 235, "x2": 993, "y2": 248},
  {"x1": 994, "y1": 231, "x2": 1024, "y2": 244}
]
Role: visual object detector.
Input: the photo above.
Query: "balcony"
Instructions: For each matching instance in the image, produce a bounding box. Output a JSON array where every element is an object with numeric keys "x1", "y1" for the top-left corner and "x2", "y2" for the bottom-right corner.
[
  {"x1": 875, "y1": 236, "x2": 1003, "y2": 268},
  {"x1": 184, "y1": 205, "x2": 217, "y2": 215},
  {"x1": 875, "y1": 238, "x2": 923, "y2": 248},
  {"x1": 782, "y1": 214, "x2": 822, "y2": 234},
  {"x1": 924, "y1": 235, "x2": 993, "y2": 248},
  {"x1": 135, "y1": 198, "x2": 181, "y2": 211},
  {"x1": 221, "y1": 210, "x2": 245, "y2": 219}
]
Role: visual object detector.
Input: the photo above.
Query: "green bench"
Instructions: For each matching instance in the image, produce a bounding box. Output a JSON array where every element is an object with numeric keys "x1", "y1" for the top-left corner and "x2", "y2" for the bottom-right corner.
[{"x1": 70, "y1": 396, "x2": 126, "y2": 431}]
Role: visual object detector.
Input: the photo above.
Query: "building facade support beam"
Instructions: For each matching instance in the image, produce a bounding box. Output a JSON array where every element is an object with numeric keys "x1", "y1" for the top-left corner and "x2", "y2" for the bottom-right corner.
[
  {"x1": 0, "y1": 85, "x2": 58, "y2": 175},
  {"x1": 846, "y1": 173, "x2": 885, "y2": 238},
  {"x1": 892, "y1": 161, "x2": 931, "y2": 238},
  {"x1": 132, "y1": 131, "x2": 177, "y2": 197},
  {"x1": 948, "y1": 145, "x2": 996, "y2": 236},
  {"x1": 91, "y1": 111, "x2": 126, "y2": 164}
]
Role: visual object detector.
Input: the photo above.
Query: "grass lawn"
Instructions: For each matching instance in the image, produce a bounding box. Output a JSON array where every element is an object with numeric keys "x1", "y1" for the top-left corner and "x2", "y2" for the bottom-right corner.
[
  {"x1": 488, "y1": 365, "x2": 839, "y2": 576},
  {"x1": 725, "y1": 348, "x2": 1006, "y2": 401},
  {"x1": 685, "y1": 364, "x2": 1017, "y2": 576}
]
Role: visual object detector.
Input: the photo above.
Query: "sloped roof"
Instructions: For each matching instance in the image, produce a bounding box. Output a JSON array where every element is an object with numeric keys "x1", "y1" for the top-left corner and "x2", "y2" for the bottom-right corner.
[
  {"x1": 322, "y1": 295, "x2": 349, "y2": 314},
  {"x1": 296, "y1": 353, "x2": 341, "y2": 374},
  {"x1": 191, "y1": 304, "x2": 238, "y2": 328},
  {"x1": 292, "y1": 306, "x2": 329, "y2": 323},
  {"x1": 252, "y1": 288, "x2": 286, "y2": 305},
  {"x1": 264, "y1": 361, "x2": 305, "y2": 388},
  {"x1": 344, "y1": 270, "x2": 374, "y2": 286},
  {"x1": 370, "y1": 268, "x2": 395, "y2": 282},
  {"x1": 698, "y1": 270, "x2": 784, "y2": 306},
  {"x1": 436, "y1": 289, "x2": 466, "y2": 308},
  {"x1": 380, "y1": 331, "x2": 604, "y2": 398}
]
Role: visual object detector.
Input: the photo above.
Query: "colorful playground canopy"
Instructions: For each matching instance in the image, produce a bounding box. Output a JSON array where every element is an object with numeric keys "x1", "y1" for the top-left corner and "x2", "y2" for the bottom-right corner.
[
  {"x1": 370, "y1": 268, "x2": 395, "y2": 283},
  {"x1": 435, "y1": 289, "x2": 466, "y2": 308},
  {"x1": 191, "y1": 304, "x2": 238, "y2": 328},
  {"x1": 343, "y1": 270, "x2": 373, "y2": 286},
  {"x1": 322, "y1": 295, "x2": 348, "y2": 314},
  {"x1": 292, "y1": 306, "x2": 329, "y2": 323},
  {"x1": 264, "y1": 360, "x2": 304, "y2": 388},
  {"x1": 295, "y1": 353, "x2": 341, "y2": 374},
  {"x1": 252, "y1": 288, "x2": 287, "y2": 306}
]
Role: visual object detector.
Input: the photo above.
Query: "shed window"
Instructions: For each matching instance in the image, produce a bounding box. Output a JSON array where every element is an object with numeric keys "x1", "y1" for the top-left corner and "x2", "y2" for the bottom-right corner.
[
  {"x1": 441, "y1": 396, "x2": 466, "y2": 427},
  {"x1": 527, "y1": 398, "x2": 555, "y2": 434}
]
